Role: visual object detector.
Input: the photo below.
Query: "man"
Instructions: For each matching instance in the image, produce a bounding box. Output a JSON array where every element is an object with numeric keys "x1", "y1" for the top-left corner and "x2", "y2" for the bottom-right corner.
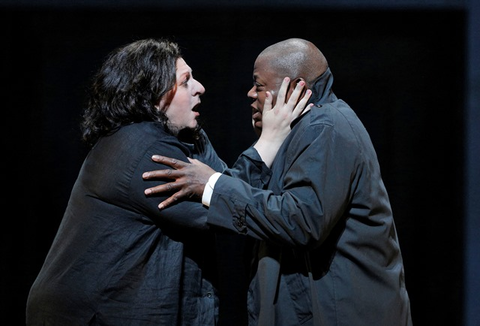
[{"x1": 143, "y1": 38, "x2": 413, "y2": 326}]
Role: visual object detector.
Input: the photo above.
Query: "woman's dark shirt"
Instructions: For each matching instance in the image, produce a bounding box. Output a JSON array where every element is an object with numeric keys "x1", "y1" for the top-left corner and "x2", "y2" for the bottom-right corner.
[{"x1": 26, "y1": 121, "x2": 226, "y2": 325}]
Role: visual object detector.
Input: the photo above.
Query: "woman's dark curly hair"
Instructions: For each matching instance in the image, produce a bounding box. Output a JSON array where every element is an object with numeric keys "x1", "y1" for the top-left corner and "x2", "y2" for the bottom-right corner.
[{"x1": 81, "y1": 39, "x2": 181, "y2": 146}]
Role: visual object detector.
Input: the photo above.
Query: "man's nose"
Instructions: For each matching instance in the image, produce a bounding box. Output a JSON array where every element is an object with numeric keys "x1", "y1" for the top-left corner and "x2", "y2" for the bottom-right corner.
[{"x1": 247, "y1": 86, "x2": 257, "y2": 99}]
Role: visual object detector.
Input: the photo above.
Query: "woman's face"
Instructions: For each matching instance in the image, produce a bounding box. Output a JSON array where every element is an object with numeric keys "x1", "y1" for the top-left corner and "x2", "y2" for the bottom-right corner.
[{"x1": 161, "y1": 58, "x2": 205, "y2": 134}]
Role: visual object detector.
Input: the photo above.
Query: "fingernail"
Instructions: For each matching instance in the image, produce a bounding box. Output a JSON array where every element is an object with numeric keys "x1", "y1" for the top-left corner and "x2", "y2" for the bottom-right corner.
[
  {"x1": 145, "y1": 189, "x2": 151, "y2": 195},
  {"x1": 284, "y1": 77, "x2": 290, "y2": 82},
  {"x1": 158, "y1": 204, "x2": 164, "y2": 210}
]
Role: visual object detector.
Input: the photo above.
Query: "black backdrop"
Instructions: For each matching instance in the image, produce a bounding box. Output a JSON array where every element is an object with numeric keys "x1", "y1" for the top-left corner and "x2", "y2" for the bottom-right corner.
[{"x1": 1, "y1": 7, "x2": 466, "y2": 326}]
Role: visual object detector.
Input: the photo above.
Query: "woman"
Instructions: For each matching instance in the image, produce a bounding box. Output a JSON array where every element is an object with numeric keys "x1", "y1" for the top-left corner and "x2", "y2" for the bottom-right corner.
[{"x1": 26, "y1": 38, "x2": 309, "y2": 325}]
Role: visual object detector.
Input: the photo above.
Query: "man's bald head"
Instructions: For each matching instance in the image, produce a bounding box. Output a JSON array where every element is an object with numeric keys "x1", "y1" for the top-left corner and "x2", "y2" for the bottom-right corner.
[
  {"x1": 257, "y1": 38, "x2": 328, "y2": 85},
  {"x1": 248, "y1": 38, "x2": 328, "y2": 133}
]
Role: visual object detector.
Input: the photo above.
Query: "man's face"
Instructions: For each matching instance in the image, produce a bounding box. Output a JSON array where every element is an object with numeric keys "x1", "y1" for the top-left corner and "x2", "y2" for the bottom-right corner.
[{"x1": 247, "y1": 55, "x2": 283, "y2": 132}]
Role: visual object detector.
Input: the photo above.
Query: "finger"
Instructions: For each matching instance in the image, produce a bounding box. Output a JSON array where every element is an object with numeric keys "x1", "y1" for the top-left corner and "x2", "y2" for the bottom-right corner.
[
  {"x1": 158, "y1": 193, "x2": 181, "y2": 210},
  {"x1": 302, "y1": 103, "x2": 314, "y2": 115},
  {"x1": 292, "y1": 89, "x2": 313, "y2": 118},
  {"x1": 144, "y1": 181, "x2": 180, "y2": 195},
  {"x1": 275, "y1": 77, "x2": 291, "y2": 107},
  {"x1": 187, "y1": 158, "x2": 201, "y2": 165},
  {"x1": 285, "y1": 80, "x2": 306, "y2": 109},
  {"x1": 142, "y1": 169, "x2": 179, "y2": 180},
  {"x1": 151, "y1": 155, "x2": 188, "y2": 169}
]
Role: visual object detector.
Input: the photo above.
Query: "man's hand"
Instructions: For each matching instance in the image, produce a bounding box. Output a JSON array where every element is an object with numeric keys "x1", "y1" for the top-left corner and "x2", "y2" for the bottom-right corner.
[{"x1": 142, "y1": 155, "x2": 216, "y2": 210}]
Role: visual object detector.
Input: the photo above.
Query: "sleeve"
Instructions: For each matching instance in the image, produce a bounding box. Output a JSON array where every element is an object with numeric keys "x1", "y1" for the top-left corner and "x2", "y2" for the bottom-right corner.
[
  {"x1": 201, "y1": 144, "x2": 273, "y2": 207},
  {"x1": 206, "y1": 123, "x2": 357, "y2": 248},
  {"x1": 128, "y1": 137, "x2": 212, "y2": 230},
  {"x1": 202, "y1": 172, "x2": 222, "y2": 206},
  {"x1": 223, "y1": 146, "x2": 272, "y2": 189}
]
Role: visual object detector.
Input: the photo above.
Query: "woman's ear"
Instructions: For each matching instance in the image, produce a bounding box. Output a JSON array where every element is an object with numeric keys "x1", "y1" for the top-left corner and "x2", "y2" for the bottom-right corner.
[
  {"x1": 157, "y1": 89, "x2": 175, "y2": 111},
  {"x1": 156, "y1": 99, "x2": 165, "y2": 111}
]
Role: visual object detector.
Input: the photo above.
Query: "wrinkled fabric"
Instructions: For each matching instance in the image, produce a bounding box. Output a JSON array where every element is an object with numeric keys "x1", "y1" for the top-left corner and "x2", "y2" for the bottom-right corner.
[
  {"x1": 207, "y1": 68, "x2": 413, "y2": 326},
  {"x1": 26, "y1": 122, "x2": 226, "y2": 326}
]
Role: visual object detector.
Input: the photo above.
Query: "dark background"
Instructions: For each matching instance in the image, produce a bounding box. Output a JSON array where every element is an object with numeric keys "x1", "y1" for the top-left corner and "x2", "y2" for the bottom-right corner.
[{"x1": 1, "y1": 1, "x2": 479, "y2": 325}]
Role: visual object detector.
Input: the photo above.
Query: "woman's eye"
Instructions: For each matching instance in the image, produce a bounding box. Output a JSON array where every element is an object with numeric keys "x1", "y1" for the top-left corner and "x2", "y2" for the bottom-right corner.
[{"x1": 181, "y1": 73, "x2": 191, "y2": 87}]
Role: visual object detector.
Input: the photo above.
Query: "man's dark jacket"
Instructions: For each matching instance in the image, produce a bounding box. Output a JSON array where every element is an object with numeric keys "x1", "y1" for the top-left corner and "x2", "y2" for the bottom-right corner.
[{"x1": 207, "y1": 68, "x2": 413, "y2": 326}]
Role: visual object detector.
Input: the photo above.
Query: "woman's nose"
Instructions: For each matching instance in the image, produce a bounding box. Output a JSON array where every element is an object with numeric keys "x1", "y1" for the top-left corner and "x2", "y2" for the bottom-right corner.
[{"x1": 194, "y1": 79, "x2": 205, "y2": 95}]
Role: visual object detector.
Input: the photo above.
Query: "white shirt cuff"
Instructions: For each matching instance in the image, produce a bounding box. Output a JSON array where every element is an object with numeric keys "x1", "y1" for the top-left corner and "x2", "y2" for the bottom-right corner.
[{"x1": 202, "y1": 172, "x2": 222, "y2": 207}]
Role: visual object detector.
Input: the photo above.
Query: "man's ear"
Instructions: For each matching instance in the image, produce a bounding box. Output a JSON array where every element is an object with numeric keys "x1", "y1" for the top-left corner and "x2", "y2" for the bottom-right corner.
[{"x1": 287, "y1": 77, "x2": 307, "y2": 104}]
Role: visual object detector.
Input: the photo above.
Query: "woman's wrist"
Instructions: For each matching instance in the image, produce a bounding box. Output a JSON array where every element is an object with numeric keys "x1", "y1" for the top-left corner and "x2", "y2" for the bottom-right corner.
[{"x1": 253, "y1": 137, "x2": 283, "y2": 168}]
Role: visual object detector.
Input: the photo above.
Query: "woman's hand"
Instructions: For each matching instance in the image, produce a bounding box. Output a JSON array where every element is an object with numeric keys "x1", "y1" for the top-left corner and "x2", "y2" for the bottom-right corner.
[{"x1": 254, "y1": 77, "x2": 312, "y2": 167}]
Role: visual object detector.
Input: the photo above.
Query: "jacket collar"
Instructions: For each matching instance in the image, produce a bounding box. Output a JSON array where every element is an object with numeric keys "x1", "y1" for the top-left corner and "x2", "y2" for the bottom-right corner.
[
  {"x1": 309, "y1": 67, "x2": 337, "y2": 106},
  {"x1": 290, "y1": 67, "x2": 337, "y2": 128}
]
